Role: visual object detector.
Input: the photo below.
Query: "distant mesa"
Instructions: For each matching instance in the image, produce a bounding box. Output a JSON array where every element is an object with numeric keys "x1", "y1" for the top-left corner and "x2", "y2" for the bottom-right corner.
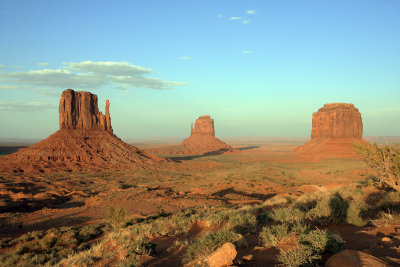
[
  {"x1": 0, "y1": 89, "x2": 165, "y2": 173},
  {"x1": 295, "y1": 103, "x2": 365, "y2": 158},
  {"x1": 146, "y1": 115, "x2": 235, "y2": 156},
  {"x1": 180, "y1": 115, "x2": 235, "y2": 155}
]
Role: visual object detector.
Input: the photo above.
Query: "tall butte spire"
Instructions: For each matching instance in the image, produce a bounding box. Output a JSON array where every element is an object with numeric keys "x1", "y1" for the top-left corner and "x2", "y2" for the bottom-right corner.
[
  {"x1": 1, "y1": 89, "x2": 165, "y2": 173},
  {"x1": 59, "y1": 89, "x2": 112, "y2": 133}
]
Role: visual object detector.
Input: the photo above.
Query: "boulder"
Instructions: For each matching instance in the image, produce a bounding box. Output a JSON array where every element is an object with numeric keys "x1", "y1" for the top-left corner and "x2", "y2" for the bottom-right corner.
[
  {"x1": 196, "y1": 242, "x2": 237, "y2": 267},
  {"x1": 325, "y1": 249, "x2": 389, "y2": 267}
]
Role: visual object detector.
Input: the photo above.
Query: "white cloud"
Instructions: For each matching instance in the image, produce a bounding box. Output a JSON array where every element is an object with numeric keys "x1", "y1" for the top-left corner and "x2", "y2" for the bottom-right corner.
[
  {"x1": 38, "y1": 62, "x2": 49, "y2": 66},
  {"x1": 0, "y1": 65, "x2": 5, "y2": 68},
  {"x1": 65, "y1": 60, "x2": 152, "y2": 76},
  {"x1": 242, "y1": 19, "x2": 251, "y2": 24},
  {"x1": 217, "y1": 14, "x2": 223, "y2": 18},
  {"x1": 0, "y1": 61, "x2": 186, "y2": 90},
  {"x1": 242, "y1": 50, "x2": 252, "y2": 54},
  {"x1": 246, "y1": 10, "x2": 256, "y2": 15},
  {"x1": 230, "y1": 16, "x2": 242, "y2": 20},
  {"x1": 180, "y1": 56, "x2": 192, "y2": 60},
  {"x1": 0, "y1": 85, "x2": 20, "y2": 90},
  {"x1": 0, "y1": 101, "x2": 57, "y2": 111}
]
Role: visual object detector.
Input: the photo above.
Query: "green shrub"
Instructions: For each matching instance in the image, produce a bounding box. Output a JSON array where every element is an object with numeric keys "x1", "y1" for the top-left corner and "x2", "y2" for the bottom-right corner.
[
  {"x1": 259, "y1": 223, "x2": 290, "y2": 247},
  {"x1": 107, "y1": 206, "x2": 128, "y2": 228},
  {"x1": 277, "y1": 229, "x2": 344, "y2": 266},
  {"x1": 182, "y1": 229, "x2": 241, "y2": 264},
  {"x1": 276, "y1": 245, "x2": 317, "y2": 267},
  {"x1": 79, "y1": 224, "x2": 105, "y2": 242},
  {"x1": 271, "y1": 207, "x2": 305, "y2": 223},
  {"x1": 298, "y1": 229, "x2": 344, "y2": 254},
  {"x1": 346, "y1": 200, "x2": 367, "y2": 226},
  {"x1": 229, "y1": 212, "x2": 257, "y2": 234}
]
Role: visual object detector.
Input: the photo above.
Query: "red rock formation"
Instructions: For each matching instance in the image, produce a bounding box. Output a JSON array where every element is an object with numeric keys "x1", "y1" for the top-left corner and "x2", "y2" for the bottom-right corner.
[
  {"x1": 311, "y1": 103, "x2": 362, "y2": 139},
  {"x1": 180, "y1": 115, "x2": 234, "y2": 155},
  {"x1": 190, "y1": 115, "x2": 215, "y2": 136},
  {"x1": 296, "y1": 103, "x2": 365, "y2": 158},
  {"x1": 59, "y1": 89, "x2": 112, "y2": 132},
  {"x1": 0, "y1": 89, "x2": 165, "y2": 173}
]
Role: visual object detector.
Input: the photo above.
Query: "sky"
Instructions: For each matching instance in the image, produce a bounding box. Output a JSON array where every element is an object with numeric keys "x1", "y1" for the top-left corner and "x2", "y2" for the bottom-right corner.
[{"x1": 0, "y1": 0, "x2": 399, "y2": 139}]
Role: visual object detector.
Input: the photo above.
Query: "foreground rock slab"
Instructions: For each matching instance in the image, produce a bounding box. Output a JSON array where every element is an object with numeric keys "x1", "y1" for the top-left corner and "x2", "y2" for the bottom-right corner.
[
  {"x1": 195, "y1": 242, "x2": 237, "y2": 267},
  {"x1": 325, "y1": 249, "x2": 389, "y2": 267}
]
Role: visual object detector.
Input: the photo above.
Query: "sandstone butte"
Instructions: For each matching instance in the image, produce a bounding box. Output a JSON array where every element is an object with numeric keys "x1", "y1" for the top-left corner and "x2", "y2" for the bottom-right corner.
[
  {"x1": 0, "y1": 89, "x2": 165, "y2": 173},
  {"x1": 179, "y1": 115, "x2": 235, "y2": 155},
  {"x1": 295, "y1": 103, "x2": 365, "y2": 158}
]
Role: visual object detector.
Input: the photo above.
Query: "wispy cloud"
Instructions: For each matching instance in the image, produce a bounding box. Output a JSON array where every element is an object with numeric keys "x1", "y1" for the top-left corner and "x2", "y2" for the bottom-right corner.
[
  {"x1": 242, "y1": 50, "x2": 252, "y2": 54},
  {"x1": 0, "y1": 85, "x2": 20, "y2": 90},
  {"x1": 180, "y1": 56, "x2": 192, "y2": 60},
  {"x1": 0, "y1": 65, "x2": 5, "y2": 68},
  {"x1": 223, "y1": 10, "x2": 256, "y2": 24},
  {"x1": 217, "y1": 14, "x2": 223, "y2": 18},
  {"x1": 0, "y1": 101, "x2": 57, "y2": 111},
  {"x1": 0, "y1": 60, "x2": 187, "y2": 90},
  {"x1": 38, "y1": 62, "x2": 49, "y2": 66}
]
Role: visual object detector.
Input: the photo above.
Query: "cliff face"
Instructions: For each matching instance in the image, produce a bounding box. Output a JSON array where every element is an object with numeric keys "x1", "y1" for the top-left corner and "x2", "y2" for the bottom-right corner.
[
  {"x1": 59, "y1": 89, "x2": 112, "y2": 132},
  {"x1": 295, "y1": 103, "x2": 365, "y2": 159},
  {"x1": 190, "y1": 115, "x2": 215, "y2": 136},
  {"x1": 311, "y1": 103, "x2": 362, "y2": 139}
]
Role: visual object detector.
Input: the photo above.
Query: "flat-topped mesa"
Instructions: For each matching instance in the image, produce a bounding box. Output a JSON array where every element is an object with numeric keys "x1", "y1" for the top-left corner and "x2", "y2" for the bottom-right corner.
[
  {"x1": 59, "y1": 89, "x2": 113, "y2": 132},
  {"x1": 311, "y1": 103, "x2": 362, "y2": 139},
  {"x1": 190, "y1": 115, "x2": 215, "y2": 136}
]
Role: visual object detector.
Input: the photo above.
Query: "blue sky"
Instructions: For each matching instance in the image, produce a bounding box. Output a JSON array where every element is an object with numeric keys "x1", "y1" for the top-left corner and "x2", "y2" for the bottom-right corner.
[{"x1": 0, "y1": 0, "x2": 399, "y2": 138}]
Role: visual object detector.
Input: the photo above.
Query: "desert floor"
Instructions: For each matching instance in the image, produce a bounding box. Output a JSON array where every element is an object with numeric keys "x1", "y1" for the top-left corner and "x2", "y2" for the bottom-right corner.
[{"x1": 1, "y1": 138, "x2": 400, "y2": 266}]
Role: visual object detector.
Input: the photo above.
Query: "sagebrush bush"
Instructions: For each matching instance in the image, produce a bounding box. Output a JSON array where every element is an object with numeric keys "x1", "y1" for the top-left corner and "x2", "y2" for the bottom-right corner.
[
  {"x1": 271, "y1": 207, "x2": 305, "y2": 223},
  {"x1": 277, "y1": 229, "x2": 344, "y2": 266},
  {"x1": 259, "y1": 223, "x2": 290, "y2": 247},
  {"x1": 107, "y1": 206, "x2": 128, "y2": 228},
  {"x1": 298, "y1": 229, "x2": 344, "y2": 254},
  {"x1": 276, "y1": 245, "x2": 317, "y2": 267}
]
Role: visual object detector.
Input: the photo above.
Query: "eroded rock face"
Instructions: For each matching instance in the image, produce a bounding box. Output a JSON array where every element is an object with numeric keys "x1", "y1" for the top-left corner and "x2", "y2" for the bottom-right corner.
[
  {"x1": 59, "y1": 89, "x2": 112, "y2": 132},
  {"x1": 191, "y1": 115, "x2": 215, "y2": 136},
  {"x1": 295, "y1": 103, "x2": 365, "y2": 158},
  {"x1": 311, "y1": 103, "x2": 362, "y2": 139}
]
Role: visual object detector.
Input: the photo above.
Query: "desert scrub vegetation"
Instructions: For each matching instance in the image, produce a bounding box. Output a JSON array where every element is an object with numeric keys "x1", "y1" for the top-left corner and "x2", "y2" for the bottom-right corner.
[
  {"x1": 0, "y1": 223, "x2": 110, "y2": 266},
  {"x1": 276, "y1": 229, "x2": 344, "y2": 267},
  {"x1": 355, "y1": 143, "x2": 400, "y2": 191}
]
